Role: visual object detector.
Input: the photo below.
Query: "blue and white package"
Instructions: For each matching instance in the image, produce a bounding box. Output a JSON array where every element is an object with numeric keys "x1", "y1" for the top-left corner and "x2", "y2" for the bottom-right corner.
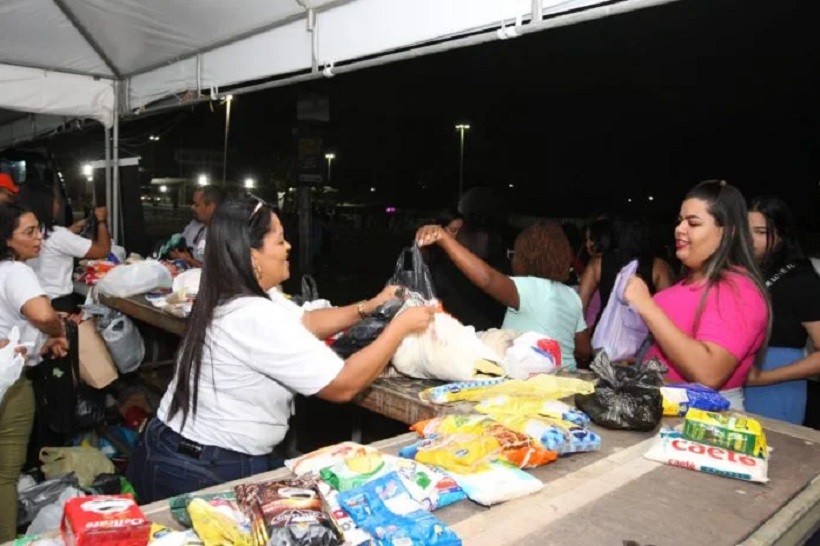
[
  {"x1": 661, "y1": 383, "x2": 730, "y2": 415},
  {"x1": 337, "y1": 472, "x2": 462, "y2": 546}
]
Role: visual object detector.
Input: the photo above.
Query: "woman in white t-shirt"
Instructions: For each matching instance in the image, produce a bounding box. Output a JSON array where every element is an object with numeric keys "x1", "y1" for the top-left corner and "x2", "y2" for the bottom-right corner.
[
  {"x1": 126, "y1": 197, "x2": 436, "y2": 503},
  {"x1": 21, "y1": 183, "x2": 111, "y2": 312},
  {"x1": 0, "y1": 204, "x2": 68, "y2": 542}
]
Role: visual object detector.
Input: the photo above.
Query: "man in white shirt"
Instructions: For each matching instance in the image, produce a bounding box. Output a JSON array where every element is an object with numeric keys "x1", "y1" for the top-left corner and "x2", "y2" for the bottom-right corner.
[{"x1": 169, "y1": 185, "x2": 224, "y2": 268}]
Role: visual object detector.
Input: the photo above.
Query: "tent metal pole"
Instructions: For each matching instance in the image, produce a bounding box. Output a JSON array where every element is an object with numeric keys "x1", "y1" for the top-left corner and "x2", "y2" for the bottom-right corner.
[
  {"x1": 112, "y1": 83, "x2": 120, "y2": 244},
  {"x1": 104, "y1": 126, "x2": 112, "y2": 225}
]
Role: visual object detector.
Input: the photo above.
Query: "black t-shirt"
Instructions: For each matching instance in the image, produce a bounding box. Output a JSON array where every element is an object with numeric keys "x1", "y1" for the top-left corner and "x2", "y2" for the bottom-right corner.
[{"x1": 768, "y1": 264, "x2": 820, "y2": 348}]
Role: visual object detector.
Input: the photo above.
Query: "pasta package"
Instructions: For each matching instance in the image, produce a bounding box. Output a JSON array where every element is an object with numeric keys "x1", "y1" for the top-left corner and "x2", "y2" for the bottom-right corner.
[
  {"x1": 474, "y1": 396, "x2": 591, "y2": 426},
  {"x1": 683, "y1": 409, "x2": 767, "y2": 458},
  {"x1": 661, "y1": 384, "x2": 730, "y2": 416}
]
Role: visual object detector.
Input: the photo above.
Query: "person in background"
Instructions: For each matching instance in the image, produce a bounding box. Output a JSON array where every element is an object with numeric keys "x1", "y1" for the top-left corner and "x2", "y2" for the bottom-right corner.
[
  {"x1": 625, "y1": 180, "x2": 770, "y2": 409},
  {"x1": 19, "y1": 182, "x2": 111, "y2": 313},
  {"x1": 416, "y1": 219, "x2": 592, "y2": 369},
  {"x1": 170, "y1": 185, "x2": 225, "y2": 268},
  {"x1": 180, "y1": 218, "x2": 205, "y2": 252},
  {"x1": 579, "y1": 216, "x2": 674, "y2": 331},
  {"x1": 561, "y1": 221, "x2": 585, "y2": 287},
  {"x1": 0, "y1": 174, "x2": 18, "y2": 205},
  {"x1": 743, "y1": 196, "x2": 820, "y2": 424},
  {"x1": 582, "y1": 216, "x2": 612, "y2": 329},
  {"x1": 0, "y1": 204, "x2": 68, "y2": 541},
  {"x1": 127, "y1": 197, "x2": 435, "y2": 503},
  {"x1": 437, "y1": 207, "x2": 464, "y2": 238}
]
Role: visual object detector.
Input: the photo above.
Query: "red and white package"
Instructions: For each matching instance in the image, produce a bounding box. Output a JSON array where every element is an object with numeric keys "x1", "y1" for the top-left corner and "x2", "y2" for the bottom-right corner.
[
  {"x1": 61, "y1": 495, "x2": 151, "y2": 546},
  {"x1": 644, "y1": 430, "x2": 769, "y2": 483}
]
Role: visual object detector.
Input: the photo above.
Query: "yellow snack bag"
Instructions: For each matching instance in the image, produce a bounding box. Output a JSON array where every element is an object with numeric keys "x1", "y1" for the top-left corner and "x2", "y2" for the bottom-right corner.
[
  {"x1": 682, "y1": 409, "x2": 768, "y2": 458},
  {"x1": 188, "y1": 498, "x2": 252, "y2": 546}
]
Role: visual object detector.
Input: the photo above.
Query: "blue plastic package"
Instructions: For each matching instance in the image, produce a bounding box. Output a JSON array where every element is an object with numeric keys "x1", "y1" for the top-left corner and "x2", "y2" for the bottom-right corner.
[
  {"x1": 661, "y1": 383, "x2": 730, "y2": 415},
  {"x1": 337, "y1": 472, "x2": 462, "y2": 546}
]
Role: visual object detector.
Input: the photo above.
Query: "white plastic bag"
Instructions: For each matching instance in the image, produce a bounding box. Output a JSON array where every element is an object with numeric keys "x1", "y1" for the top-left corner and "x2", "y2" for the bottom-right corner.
[
  {"x1": 503, "y1": 331, "x2": 562, "y2": 379},
  {"x1": 172, "y1": 268, "x2": 201, "y2": 298},
  {"x1": 96, "y1": 260, "x2": 172, "y2": 298},
  {"x1": 0, "y1": 326, "x2": 27, "y2": 405},
  {"x1": 591, "y1": 260, "x2": 649, "y2": 361},
  {"x1": 393, "y1": 312, "x2": 503, "y2": 381},
  {"x1": 101, "y1": 314, "x2": 145, "y2": 373}
]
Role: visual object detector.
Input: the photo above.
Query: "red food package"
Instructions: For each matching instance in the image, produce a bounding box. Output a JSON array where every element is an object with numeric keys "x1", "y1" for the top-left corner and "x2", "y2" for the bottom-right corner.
[{"x1": 61, "y1": 495, "x2": 151, "y2": 546}]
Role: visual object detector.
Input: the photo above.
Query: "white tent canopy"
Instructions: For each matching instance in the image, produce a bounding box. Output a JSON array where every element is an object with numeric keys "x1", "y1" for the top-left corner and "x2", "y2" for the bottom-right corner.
[{"x1": 0, "y1": 0, "x2": 678, "y2": 148}]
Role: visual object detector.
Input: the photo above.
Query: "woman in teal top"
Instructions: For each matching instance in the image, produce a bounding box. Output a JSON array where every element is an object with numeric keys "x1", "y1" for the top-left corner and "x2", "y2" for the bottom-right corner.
[{"x1": 416, "y1": 219, "x2": 592, "y2": 369}]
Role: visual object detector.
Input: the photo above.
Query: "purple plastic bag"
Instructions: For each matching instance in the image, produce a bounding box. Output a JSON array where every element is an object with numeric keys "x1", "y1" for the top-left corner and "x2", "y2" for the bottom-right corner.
[{"x1": 591, "y1": 260, "x2": 649, "y2": 361}]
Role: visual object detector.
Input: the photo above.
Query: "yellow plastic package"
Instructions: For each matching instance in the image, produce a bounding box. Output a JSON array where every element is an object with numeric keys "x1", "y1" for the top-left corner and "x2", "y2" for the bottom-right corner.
[
  {"x1": 682, "y1": 409, "x2": 768, "y2": 458},
  {"x1": 420, "y1": 375, "x2": 595, "y2": 404},
  {"x1": 188, "y1": 498, "x2": 252, "y2": 546}
]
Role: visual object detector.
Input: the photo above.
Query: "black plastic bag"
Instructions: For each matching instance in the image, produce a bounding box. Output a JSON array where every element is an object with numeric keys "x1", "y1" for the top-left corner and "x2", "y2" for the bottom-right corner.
[
  {"x1": 388, "y1": 245, "x2": 435, "y2": 300},
  {"x1": 17, "y1": 472, "x2": 79, "y2": 526},
  {"x1": 574, "y1": 351, "x2": 667, "y2": 431},
  {"x1": 290, "y1": 274, "x2": 320, "y2": 307},
  {"x1": 330, "y1": 298, "x2": 404, "y2": 358}
]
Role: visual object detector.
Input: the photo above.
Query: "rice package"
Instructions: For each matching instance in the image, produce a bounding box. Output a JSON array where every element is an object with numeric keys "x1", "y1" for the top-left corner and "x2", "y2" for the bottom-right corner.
[
  {"x1": 286, "y1": 442, "x2": 378, "y2": 477},
  {"x1": 661, "y1": 384, "x2": 730, "y2": 416},
  {"x1": 644, "y1": 429, "x2": 769, "y2": 483},
  {"x1": 337, "y1": 472, "x2": 462, "y2": 546},
  {"x1": 490, "y1": 414, "x2": 601, "y2": 455},
  {"x1": 316, "y1": 482, "x2": 373, "y2": 546},
  {"x1": 449, "y1": 462, "x2": 544, "y2": 506},
  {"x1": 683, "y1": 409, "x2": 768, "y2": 458},
  {"x1": 319, "y1": 452, "x2": 466, "y2": 510},
  {"x1": 410, "y1": 415, "x2": 558, "y2": 469},
  {"x1": 420, "y1": 375, "x2": 593, "y2": 405},
  {"x1": 474, "y1": 396, "x2": 591, "y2": 426},
  {"x1": 234, "y1": 477, "x2": 341, "y2": 546}
]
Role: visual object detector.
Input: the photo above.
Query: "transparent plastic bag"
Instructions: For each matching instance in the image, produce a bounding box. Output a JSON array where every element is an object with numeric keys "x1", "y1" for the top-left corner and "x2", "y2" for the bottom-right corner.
[
  {"x1": 388, "y1": 245, "x2": 435, "y2": 300},
  {"x1": 101, "y1": 313, "x2": 145, "y2": 373}
]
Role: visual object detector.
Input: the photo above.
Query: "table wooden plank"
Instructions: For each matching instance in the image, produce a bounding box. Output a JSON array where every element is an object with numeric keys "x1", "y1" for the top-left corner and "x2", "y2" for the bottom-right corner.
[{"x1": 98, "y1": 293, "x2": 187, "y2": 336}]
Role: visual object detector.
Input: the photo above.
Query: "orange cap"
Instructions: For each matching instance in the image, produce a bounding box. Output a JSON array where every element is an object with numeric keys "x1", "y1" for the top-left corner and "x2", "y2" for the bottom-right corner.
[{"x1": 0, "y1": 173, "x2": 19, "y2": 193}]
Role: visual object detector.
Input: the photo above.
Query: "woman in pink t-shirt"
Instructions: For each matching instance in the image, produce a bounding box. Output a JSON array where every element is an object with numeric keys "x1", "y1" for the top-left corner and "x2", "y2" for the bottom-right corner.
[{"x1": 624, "y1": 180, "x2": 770, "y2": 410}]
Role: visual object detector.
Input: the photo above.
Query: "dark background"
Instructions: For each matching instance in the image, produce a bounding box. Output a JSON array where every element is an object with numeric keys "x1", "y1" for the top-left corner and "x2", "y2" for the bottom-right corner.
[{"x1": 38, "y1": 0, "x2": 820, "y2": 234}]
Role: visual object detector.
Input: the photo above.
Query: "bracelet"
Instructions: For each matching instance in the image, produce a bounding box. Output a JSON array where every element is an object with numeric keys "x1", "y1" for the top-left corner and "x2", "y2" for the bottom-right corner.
[{"x1": 356, "y1": 300, "x2": 369, "y2": 320}]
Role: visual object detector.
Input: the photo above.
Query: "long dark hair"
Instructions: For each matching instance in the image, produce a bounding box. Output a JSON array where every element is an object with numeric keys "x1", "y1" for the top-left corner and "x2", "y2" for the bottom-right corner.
[
  {"x1": 684, "y1": 180, "x2": 771, "y2": 348},
  {"x1": 0, "y1": 203, "x2": 31, "y2": 261},
  {"x1": 607, "y1": 216, "x2": 651, "y2": 272},
  {"x1": 167, "y1": 197, "x2": 275, "y2": 427},
  {"x1": 18, "y1": 181, "x2": 56, "y2": 237},
  {"x1": 748, "y1": 195, "x2": 807, "y2": 278}
]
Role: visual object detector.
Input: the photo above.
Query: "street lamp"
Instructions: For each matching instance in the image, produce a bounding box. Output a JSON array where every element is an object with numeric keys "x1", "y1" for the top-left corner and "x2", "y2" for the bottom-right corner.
[
  {"x1": 149, "y1": 135, "x2": 160, "y2": 141},
  {"x1": 244, "y1": 177, "x2": 255, "y2": 189},
  {"x1": 324, "y1": 153, "x2": 336, "y2": 182},
  {"x1": 197, "y1": 174, "x2": 208, "y2": 186},
  {"x1": 455, "y1": 124, "x2": 470, "y2": 198}
]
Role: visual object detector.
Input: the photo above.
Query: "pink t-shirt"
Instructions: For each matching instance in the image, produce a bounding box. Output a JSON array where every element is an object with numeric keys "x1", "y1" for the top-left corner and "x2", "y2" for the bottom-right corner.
[{"x1": 644, "y1": 271, "x2": 768, "y2": 390}]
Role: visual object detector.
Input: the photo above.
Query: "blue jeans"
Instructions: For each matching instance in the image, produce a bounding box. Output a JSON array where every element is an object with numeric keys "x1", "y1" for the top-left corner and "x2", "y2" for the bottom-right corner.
[{"x1": 126, "y1": 418, "x2": 273, "y2": 504}]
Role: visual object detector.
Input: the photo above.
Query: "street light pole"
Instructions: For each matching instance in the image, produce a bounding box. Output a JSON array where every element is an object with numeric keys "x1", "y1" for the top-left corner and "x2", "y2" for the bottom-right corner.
[
  {"x1": 222, "y1": 95, "x2": 234, "y2": 184},
  {"x1": 324, "y1": 153, "x2": 336, "y2": 182},
  {"x1": 455, "y1": 124, "x2": 470, "y2": 198}
]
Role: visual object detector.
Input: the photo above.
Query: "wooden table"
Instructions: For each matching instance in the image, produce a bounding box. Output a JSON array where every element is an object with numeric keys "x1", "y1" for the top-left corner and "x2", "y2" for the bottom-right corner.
[
  {"x1": 98, "y1": 293, "x2": 187, "y2": 336},
  {"x1": 126, "y1": 416, "x2": 820, "y2": 546}
]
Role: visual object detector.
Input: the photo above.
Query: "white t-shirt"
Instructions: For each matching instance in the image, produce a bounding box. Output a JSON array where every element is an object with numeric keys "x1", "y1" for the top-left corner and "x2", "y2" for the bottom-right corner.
[
  {"x1": 181, "y1": 220, "x2": 206, "y2": 250},
  {"x1": 192, "y1": 227, "x2": 207, "y2": 262},
  {"x1": 27, "y1": 226, "x2": 92, "y2": 299},
  {"x1": 0, "y1": 261, "x2": 47, "y2": 345},
  {"x1": 157, "y1": 290, "x2": 344, "y2": 455}
]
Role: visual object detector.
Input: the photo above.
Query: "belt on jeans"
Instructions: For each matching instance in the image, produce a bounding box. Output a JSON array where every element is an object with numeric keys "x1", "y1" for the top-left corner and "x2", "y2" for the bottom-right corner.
[{"x1": 156, "y1": 419, "x2": 262, "y2": 461}]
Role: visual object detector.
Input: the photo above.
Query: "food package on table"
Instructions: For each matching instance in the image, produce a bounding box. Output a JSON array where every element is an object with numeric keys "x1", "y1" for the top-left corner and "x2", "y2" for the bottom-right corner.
[
  {"x1": 316, "y1": 481, "x2": 374, "y2": 546},
  {"x1": 407, "y1": 415, "x2": 558, "y2": 470},
  {"x1": 644, "y1": 428, "x2": 769, "y2": 483},
  {"x1": 285, "y1": 442, "x2": 378, "y2": 477},
  {"x1": 233, "y1": 477, "x2": 341, "y2": 546},
  {"x1": 319, "y1": 451, "x2": 466, "y2": 510},
  {"x1": 474, "y1": 396, "x2": 591, "y2": 426},
  {"x1": 337, "y1": 472, "x2": 461, "y2": 546},
  {"x1": 148, "y1": 524, "x2": 202, "y2": 546},
  {"x1": 501, "y1": 332, "x2": 563, "y2": 379},
  {"x1": 61, "y1": 495, "x2": 151, "y2": 546},
  {"x1": 188, "y1": 498, "x2": 252, "y2": 546},
  {"x1": 682, "y1": 409, "x2": 768, "y2": 458},
  {"x1": 420, "y1": 374, "x2": 594, "y2": 405},
  {"x1": 168, "y1": 491, "x2": 247, "y2": 530},
  {"x1": 449, "y1": 462, "x2": 544, "y2": 506},
  {"x1": 490, "y1": 414, "x2": 601, "y2": 455},
  {"x1": 661, "y1": 384, "x2": 730, "y2": 416}
]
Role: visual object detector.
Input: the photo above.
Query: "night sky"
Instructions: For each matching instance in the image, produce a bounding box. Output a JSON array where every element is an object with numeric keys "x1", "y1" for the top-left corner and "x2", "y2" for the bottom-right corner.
[{"x1": 45, "y1": 0, "x2": 820, "y2": 227}]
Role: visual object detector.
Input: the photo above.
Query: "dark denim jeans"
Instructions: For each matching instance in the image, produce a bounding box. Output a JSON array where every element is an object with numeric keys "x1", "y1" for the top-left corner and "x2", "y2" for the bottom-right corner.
[{"x1": 126, "y1": 418, "x2": 272, "y2": 504}]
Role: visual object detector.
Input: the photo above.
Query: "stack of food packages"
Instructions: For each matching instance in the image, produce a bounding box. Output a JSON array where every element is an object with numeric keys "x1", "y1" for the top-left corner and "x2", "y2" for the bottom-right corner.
[
  {"x1": 78, "y1": 259, "x2": 119, "y2": 286},
  {"x1": 644, "y1": 408, "x2": 770, "y2": 483}
]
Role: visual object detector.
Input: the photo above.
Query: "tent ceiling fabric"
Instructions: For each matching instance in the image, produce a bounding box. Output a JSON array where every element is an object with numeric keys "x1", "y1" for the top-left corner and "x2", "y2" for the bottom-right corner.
[{"x1": 0, "y1": 0, "x2": 675, "y2": 148}]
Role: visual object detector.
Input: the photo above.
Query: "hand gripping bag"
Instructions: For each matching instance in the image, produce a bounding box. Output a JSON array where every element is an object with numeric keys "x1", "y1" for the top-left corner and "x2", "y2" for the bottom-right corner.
[{"x1": 591, "y1": 260, "x2": 649, "y2": 361}]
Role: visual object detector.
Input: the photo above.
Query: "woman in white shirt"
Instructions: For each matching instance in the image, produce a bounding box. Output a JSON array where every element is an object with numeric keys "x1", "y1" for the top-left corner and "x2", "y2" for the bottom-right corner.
[
  {"x1": 21, "y1": 182, "x2": 111, "y2": 312},
  {"x1": 0, "y1": 204, "x2": 68, "y2": 542},
  {"x1": 126, "y1": 197, "x2": 435, "y2": 503}
]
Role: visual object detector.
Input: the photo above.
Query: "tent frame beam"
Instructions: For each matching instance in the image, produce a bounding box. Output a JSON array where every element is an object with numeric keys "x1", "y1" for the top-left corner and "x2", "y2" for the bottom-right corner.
[{"x1": 51, "y1": 0, "x2": 121, "y2": 79}]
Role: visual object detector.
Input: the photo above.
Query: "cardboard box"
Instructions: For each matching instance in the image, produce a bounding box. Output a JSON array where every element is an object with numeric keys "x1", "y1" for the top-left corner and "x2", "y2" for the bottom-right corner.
[{"x1": 61, "y1": 495, "x2": 151, "y2": 546}]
